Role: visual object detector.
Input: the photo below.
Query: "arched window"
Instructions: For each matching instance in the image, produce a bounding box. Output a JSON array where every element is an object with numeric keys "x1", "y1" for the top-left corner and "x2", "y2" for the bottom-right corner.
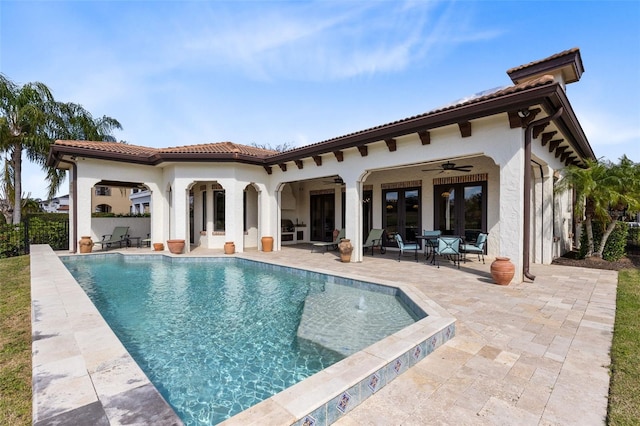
[{"x1": 96, "y1": 204, "x2": 112, "y2": 213}]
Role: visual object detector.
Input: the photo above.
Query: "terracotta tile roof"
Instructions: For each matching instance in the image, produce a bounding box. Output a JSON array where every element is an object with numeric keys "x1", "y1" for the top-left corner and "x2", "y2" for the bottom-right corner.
[
  {"x1": 54, "y1": 140, "x2": 158, "y2": 157},
  {"x1": 506, "y1": 47, "x2": 580, "y2": 75},
  {"x1": 160, "y1": 142, "x2": 277, "y2": 156},
  {"x1": 279, "y1": 74, "x2": 556, "y2": 154}
]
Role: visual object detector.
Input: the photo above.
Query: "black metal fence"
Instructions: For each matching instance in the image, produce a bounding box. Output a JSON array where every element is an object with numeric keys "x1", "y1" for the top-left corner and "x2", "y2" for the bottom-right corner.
[{"x1": 0, "y1": 215, "x2": 69, "y2": 258}]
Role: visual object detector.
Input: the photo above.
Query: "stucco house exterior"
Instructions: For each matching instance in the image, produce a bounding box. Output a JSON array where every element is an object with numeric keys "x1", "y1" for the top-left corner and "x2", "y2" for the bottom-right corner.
[{"x1": 47, "y1": 48, "x2": 595, "y2": 284}]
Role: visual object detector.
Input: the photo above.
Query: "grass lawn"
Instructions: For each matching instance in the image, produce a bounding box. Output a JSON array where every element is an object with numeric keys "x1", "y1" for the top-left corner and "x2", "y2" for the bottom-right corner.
[
  {"x1": 0, "y1": 255, "x2": 31, "y2": 425},
  {"x1": 0, "y1": 254, "x2": 637, "y2": 424},
  {"x1": 608, "y1": 267, "x2": 640, "y2": 425}
]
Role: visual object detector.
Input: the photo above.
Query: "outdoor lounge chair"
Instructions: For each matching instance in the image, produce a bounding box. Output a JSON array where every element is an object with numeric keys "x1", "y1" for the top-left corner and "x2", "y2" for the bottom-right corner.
[
  {"x1": 435, "y1": 236, "x2": 462, "y2": 269},
  {"x1": 312, "y1": 228, "x2": 344, "y2": 252},
  {"x1": 363, "y1": 229, "x2": 386, "y2": 255},
  {"x1": 394, "y1": 233, "x2": 419, "y2": 262},
  {"x1": 460, "y1": 232, "x2": 488, "y2": 264},
  {"x1": 100, "y1": 226, "x2": 129, "y2": 250}
]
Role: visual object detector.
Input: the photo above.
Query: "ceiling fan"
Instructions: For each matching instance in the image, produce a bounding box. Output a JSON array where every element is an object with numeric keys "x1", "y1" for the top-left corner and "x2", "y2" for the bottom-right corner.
[
  {"x1": 422, "y1": 161, "x2": 473, "y2": 173},
  {"x1": 323, "y1": 177, "x2": 344, "y2": 185}
]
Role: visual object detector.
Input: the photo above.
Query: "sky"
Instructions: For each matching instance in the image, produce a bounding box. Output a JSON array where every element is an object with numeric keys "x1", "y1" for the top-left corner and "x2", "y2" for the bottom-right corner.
[{"x1": 1, "y1": 0, "x2": 639, "y2": 200}]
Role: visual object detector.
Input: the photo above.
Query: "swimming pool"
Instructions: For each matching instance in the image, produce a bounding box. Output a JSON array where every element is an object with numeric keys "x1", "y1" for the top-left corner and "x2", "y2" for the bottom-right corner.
[{"x1": 61, "y1": 255, "x2": 422, "y2": 425}]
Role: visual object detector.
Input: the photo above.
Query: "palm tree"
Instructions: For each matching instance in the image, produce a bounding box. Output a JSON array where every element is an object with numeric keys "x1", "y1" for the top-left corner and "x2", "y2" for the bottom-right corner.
[
  {"x1": 595, "y1": 155, "x2": 640, "y2": 257},
  {"x1": 0, "y1": 74, "x2": 121, "y2": 224},
  {"x1": 556, "y1": 156, "x2": 640, "y2": 258}
]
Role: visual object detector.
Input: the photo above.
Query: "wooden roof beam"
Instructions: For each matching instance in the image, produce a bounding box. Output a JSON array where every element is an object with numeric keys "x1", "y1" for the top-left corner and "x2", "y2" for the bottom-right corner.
[
  {"x1": 333, "y1": 151, "x2": 344, "y2": 162},
  {"x1": 313, "y1": 155, "x2": 322, "y2": 166},
  {"x1": 357, "y1": 145, "x2": 368, "y2": 157},
  {"x1": 418, "y1": 130, "x2": 431, "y2": 145},
  {"x1": 458, "y1": 121, "x2": 472, "y2": 137},
  {"x1": 385, "y1": 138, "x2": 397, "y2": 152},
  {"x1": 294, "y1": 160, "x2": 303, "y2": 169}
]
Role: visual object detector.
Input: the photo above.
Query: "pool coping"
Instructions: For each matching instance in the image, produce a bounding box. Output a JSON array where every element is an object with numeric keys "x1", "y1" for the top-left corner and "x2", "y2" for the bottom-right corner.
[{"x1": 30, "y1": 245, "x2": 455, "y2": 425}]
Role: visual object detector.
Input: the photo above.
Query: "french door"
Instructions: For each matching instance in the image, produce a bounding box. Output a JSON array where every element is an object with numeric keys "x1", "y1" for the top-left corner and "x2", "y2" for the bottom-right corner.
[
  {"x1": 310, "y1": 193, "x2": 335, "y2": 242},
  {"x1": 434, "y1": 181, "x2": 486, "y2": 241},
  {"x1": 383, "y1": 188, "x2": 421, "y2": 244}
]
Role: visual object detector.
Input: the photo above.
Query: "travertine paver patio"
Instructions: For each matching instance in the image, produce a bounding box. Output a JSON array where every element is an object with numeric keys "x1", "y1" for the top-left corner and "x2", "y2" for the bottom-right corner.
[
  {"x1": 237, "y1": 245, "x2": 616, "y2": 425},
  {"x1": 32, "y1": 243, "x2": 616, "y2": 425}
]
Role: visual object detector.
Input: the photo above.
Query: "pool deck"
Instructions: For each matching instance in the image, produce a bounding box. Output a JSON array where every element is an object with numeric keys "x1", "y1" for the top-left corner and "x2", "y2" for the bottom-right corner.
[{"x1": 30, "y1": 243, "x2": 617, "y2": 425}]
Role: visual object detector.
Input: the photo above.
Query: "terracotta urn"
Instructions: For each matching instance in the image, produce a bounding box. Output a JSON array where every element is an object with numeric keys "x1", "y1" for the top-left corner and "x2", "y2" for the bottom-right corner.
[
  {"x1": 78, "y1": 236, "x2": 93, "y2": 253},
  {"x1": 261, "y1": 236, "x2": 274, "y2": 252},
  {"x1": 166, "y1": 239, "x2": 185, "y2": 254},
  {"x1": 338, "y1": 238, "x2": 353, "y2": 263},
  {"x1": 491, "y1": 257, "x2": 515, "y2": 285},
  {"x1": 153, "y1": 243, "x2": 164, "y2": 251},
  {"x1": 224, "y1": 241, "x2": 235, "y2": 254}
]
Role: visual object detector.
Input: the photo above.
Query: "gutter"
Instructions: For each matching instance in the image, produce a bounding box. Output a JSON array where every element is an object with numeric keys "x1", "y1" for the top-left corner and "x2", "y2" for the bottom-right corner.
[
  {"x1": 523, "y1": 107, "x2": 563, "y2": 281},
  {"x1": 58, "y1": 159, "x2": 78, "y2": 253}
]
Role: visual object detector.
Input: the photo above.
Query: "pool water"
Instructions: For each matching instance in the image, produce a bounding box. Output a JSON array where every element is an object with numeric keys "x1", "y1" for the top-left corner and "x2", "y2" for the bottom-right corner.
[{"x1": 62, "y1": 256, "x2": 419, "y2": 425}]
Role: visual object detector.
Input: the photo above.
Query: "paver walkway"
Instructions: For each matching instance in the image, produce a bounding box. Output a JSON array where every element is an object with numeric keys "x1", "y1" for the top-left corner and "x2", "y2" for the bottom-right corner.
[{"x1": 238, "y1": 245, "x2": 617, "y2": 425}]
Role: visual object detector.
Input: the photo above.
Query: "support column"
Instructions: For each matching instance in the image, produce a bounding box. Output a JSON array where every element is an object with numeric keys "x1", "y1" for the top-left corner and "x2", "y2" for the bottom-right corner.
[
  {"x1": 497, "y1": 152, "x2": 525, "y2": 283},
  {"x1": 344, "y1": 180, "x2": 364, "y2": 262},
  {"x1": 76, "y1": 174, "x2": 99, "y2": 246}
]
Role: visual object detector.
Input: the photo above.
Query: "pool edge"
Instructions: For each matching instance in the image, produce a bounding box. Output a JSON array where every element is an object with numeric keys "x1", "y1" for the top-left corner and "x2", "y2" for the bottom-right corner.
[{"x1": 31, "y1": 246, "x2": 455, "y2": 425}]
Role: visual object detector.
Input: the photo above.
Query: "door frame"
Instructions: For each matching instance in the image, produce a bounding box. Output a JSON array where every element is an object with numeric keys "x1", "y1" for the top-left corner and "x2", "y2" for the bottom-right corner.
[{"x1": 433, "y1": 180, "x2": 487, "y2": 241}]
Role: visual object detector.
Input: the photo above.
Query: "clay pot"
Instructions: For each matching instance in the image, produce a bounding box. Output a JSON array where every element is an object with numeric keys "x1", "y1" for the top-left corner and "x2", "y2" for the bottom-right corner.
[
  {"x1": 491, "y1": 257, "x2": 515, "y2": 285},
  {"x1": 166, "y1": 239, "x2": 185, "y2": 254},
  {"x1": 153, "y1": 243, "x2": 164, "y2": 251},
  {"x1": 338, "y1": 238, "x2": 353, "y2": 263},
  {"x1": 78, "y1": 236, "x2": 93, "y2": 253},
  {"x1": 224, "y1": 241, "x2": 235, "y2": 254},
  {"x1": 261, "y1": 236, "x2": 274, "y2": 252}
]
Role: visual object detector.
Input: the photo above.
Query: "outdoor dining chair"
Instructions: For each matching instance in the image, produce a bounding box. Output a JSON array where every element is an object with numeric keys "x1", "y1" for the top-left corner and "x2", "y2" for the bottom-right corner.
[
  {"x1": 435, "y1": 236, "x2": 462, "y2": 269},
  {"x1": 460, "y1": 232, "x2": 488, "y2": 264},
  {"x1": 394, "y1": 233, "x2": 419, "y2": 262}
]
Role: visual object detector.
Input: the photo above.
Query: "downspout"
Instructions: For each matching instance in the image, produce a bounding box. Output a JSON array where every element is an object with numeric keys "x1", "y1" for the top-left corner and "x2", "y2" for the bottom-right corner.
[
  {"x1": 58, "y1": 159, "x2": 78, "y2": 253},
  {"x1": 523, "y1": 107, "x2": 563, "y2": 281}
]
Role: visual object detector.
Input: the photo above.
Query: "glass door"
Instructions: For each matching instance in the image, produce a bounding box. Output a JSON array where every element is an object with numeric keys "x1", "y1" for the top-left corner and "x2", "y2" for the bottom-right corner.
[
  {"x1": 434, "y1": 182, "x2": 486, "y2": 241},
  {"x1": 310, "y1": 193, "x2": 335, "y2": 242},
  {"x1": 383, "y1": 188, "x2": 421, "y2": 245}
]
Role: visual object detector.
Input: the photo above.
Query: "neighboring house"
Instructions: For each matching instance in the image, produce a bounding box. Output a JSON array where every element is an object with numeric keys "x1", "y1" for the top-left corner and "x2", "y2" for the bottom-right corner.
[
  {"x1": 92, "y1": 185, "x2": 132, "y2": 214},
  {"x1": 40, "y1": 194, "x2": 70, "y2": 213},
  {"x1": 47, "y1": 48, "x2": 596, "y2": 284},
  {"x1": 130, "y1": 188, "x2": 151, "y2": 214}
]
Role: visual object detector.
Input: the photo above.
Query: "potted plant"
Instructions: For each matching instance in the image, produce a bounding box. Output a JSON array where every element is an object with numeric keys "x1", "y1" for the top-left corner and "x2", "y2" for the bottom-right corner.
[{"x1": 166, "y1": 239, "x2": 185, "y2": 254}]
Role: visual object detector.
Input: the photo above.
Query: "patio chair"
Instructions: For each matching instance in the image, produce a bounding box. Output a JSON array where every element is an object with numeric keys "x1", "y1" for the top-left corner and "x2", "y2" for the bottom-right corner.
[
  {"x1": 394, "y1": 233, "x2": 419, "y2": 262},
  {"x1": 100, "y1": 226, "x2": 129, "y2": 250},
  {"x1": 363, "y1": 229, "x2": 386, "y2": 256},
  {"x1": 312, "y1": 228, "x2": 344, "y2": 252},
  {"x1": 434, "y1": 236, "x2": 462, "y2": 269},
  {"x1": 460, "y1": 232, "x2": 488, "y2": 264},
  {"x1": 422, "y1": 230, "x2": 442, "y2": 262}
]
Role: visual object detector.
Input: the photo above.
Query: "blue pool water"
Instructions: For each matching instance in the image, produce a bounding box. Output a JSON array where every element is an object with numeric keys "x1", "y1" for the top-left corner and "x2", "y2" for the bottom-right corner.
[{"x1": 62, "y1": 255, "x2": 419, "y2": 425}]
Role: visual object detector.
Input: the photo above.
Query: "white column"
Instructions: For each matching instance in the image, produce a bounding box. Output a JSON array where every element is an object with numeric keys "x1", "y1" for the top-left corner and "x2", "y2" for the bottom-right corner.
[
  {"x1": 541, "y1": 166, "x2": 555, "y2": 264},
  {"x1": 344, "y1": 179, "x2": 363, "y2": 262},
  {"x1": 496, "y1": 152, "x2": 525, "y2": 283},
  {"x1": 76, "y1": 175, "x2": 99, "y2": 244},
  {"x1": 220, "y1": 179, "x2": 245, "y2": 253}
]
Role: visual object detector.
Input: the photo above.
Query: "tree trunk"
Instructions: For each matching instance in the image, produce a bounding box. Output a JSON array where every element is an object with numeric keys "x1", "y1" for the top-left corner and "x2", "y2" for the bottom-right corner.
[
  {"x1": 584, "y1": 216, "x2": 595, "y2": 257},
  {"x1": 596, "y1": 218, "x2": 619, "y2": 258},
  {"x1": 11, "y1": 144, "x2": 22, "y2": 225}
]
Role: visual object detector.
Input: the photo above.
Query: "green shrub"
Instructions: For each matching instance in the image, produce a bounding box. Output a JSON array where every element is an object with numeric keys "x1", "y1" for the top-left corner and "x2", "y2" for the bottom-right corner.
[
  {"x1": 579, "y1": 221, "x2": 629, "y2": 261},
  {"x1": 0, "y1": 224, "x2": 26, "y2": 259},
  {"x1": 603, "y1": 222, "x2": 628, "y2": 261}
]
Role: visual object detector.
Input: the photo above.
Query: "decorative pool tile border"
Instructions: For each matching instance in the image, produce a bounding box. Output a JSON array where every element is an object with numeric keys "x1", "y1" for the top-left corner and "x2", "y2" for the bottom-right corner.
[
  {"x1": 292, "y1": 323, "x2": 455, "y2": 426},
  {"x1": 58, "y1": 251, "x2": 455, "y2": 426}
]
